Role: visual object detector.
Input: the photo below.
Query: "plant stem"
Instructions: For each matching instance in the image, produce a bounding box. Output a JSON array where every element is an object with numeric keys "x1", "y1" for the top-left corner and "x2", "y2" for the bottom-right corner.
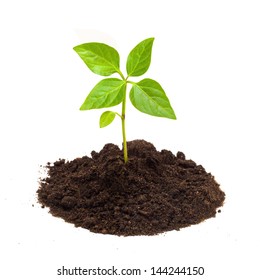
[
  {"x1": 117, "y1": 70, "x2": 128, "y2": 163},
  {"x1": 121, "y1": 83, "x2": 128, "y2": 163}
]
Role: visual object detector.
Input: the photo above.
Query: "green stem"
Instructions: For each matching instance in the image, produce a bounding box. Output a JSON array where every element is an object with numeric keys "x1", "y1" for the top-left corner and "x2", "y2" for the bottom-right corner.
[
  {"x1": 117, "y1": 70, "x2": 128, "y2": 163},
  {"x1": 115, "y1": 112, "x2": 122, "y2": 119},
  {"x1": 118, "y1": 70, "x2": 125, "y2": 80},
  {"x1": 121, "y1": 83, "x2": 128, "y2": 163}
]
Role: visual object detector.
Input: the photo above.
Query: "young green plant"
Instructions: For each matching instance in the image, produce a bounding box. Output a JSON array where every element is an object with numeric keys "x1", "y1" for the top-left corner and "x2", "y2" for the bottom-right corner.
[{"x1": 73, "y1": 38, "x2": 176, "y2": 163}]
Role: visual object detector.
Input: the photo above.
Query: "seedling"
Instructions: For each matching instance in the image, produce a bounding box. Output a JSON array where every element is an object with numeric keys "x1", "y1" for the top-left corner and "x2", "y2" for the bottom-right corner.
[{"x1": 73, "y1": 38, "x2": 176, "y2": 163}]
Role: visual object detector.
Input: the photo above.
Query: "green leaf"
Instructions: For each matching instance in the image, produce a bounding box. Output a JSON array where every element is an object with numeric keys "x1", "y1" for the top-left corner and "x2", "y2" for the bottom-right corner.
[
  {"x1": 80, "y1": 78, "x2": 126, "y2": 110},
  {"x1": 99, "y1": 111, "x2": 116, "y2": 128},
  {"x1": 129, "y1": 78, "x2": 176, "y2": 119},
  {"x1": 73, "y1": 42, "x2": 120, "y2": 76},
  {"x1": 126, "y1": 38, "x2": 154, "y2": 77}
]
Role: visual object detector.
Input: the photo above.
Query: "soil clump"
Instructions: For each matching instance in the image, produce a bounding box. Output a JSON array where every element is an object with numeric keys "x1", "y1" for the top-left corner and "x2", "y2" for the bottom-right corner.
[{"x1": 37, "y1": 140, "x2": 225, "y2": 236}]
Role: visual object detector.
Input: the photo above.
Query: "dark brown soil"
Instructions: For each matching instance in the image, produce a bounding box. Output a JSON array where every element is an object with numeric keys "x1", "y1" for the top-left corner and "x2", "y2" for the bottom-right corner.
[{"x1": 37, "y1": 140, "x2": 225, "y2": 236}]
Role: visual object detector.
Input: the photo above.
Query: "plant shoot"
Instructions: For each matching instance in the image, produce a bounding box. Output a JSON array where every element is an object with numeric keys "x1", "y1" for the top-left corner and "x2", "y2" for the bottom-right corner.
[{"x1": 73, "y1": 38, "x2": 176, "y2": 163}]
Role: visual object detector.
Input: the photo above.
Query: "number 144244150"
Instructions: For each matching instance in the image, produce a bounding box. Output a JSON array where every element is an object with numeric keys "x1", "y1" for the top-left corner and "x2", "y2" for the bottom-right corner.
[{"x1": 151, "y1": 267, "x2": 205, "y2": 276}]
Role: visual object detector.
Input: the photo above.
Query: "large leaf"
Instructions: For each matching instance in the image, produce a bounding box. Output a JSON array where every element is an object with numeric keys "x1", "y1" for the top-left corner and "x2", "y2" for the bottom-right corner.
[
  {"x1": 73, "y1": 42, "x2": 120, "y2": 76},
  {"x1": 126, "y1": 38, "x2": 154, "y2": 77},
  {"x1": 99, "y1": 111, "x2": 116, "y2": 128},
  {"x1": 129, "y1": 78, "x2": 176, "y2": 119},
  {"x1": 80, "y1": 78, "x2": 126, "y2": 110}
]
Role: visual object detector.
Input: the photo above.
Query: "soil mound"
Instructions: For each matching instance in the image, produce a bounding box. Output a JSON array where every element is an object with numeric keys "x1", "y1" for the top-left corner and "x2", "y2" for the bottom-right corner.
[{"x1": 37, "y1": 140, "x2": 225, "y2": 236}]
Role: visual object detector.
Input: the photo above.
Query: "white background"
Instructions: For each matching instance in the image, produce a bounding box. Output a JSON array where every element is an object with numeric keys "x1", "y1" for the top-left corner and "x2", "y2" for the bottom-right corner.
[{"x1": 1, "y1": 0, "x2": 260, "y2": 279}]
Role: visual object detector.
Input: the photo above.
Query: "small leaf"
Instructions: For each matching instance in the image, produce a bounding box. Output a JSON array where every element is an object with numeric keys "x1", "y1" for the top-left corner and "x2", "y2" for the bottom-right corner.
[
  {"x1": 126, "y1": 38, "x2": 154, "y2": 77},
  {"x1": 129, "y1": 78, "x2": 176, "y2": 119},
  {"x1": 73, "y1": 42, "x2": 120, "y2": 76},
  {"x1": 80, "y1": 78, "x2": 126, "y2": 110},
  {"x1": 99, "y1": 111, "x2": 116, "y2": 128}
]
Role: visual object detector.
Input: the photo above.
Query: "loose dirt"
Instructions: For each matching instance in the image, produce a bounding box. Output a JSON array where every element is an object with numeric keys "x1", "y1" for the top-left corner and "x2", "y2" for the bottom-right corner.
[{"x1": 37, "y1": 140, "x2": 225, "y2": 236}]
